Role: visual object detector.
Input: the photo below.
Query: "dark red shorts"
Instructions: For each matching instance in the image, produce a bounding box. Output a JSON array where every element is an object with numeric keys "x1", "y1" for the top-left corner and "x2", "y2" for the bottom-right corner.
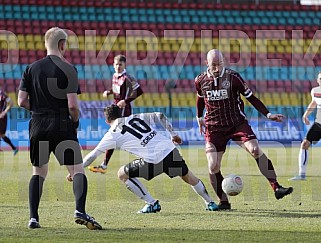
[{"x1": 205, "y1": 120, "x2": 257, "y2": 152}]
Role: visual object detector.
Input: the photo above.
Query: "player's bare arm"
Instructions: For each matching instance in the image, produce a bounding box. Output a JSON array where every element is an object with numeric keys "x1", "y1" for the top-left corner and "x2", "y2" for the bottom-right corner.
[
  {"x1": 171, "y1": 135, "x2": 182, "y2": 145},
  {"x1": 117, "y1": 100, "x2": 127, "y2": 108},
  {"x1": 103, "y1": 89, "x2": 113, "y2": 97},
  {"x1": 17, "y1": 90, "x2": 30, "y2": 110},
  {"x1": 196, "y1": 116, "x2": 205, "y2": 135},
  {"x1": 302, "y1": 100, "x2": 317, "y2": 125},
  {"x1": 67, "y1": 93, "x2": 80, "y2": 122},
  {"x1": 196, "y1": 95, "x2": 206, "y2": 134},
  {"x1": 266, "y1": 113, "x2": 285, "y2": 122},
  {"x1": 0, "y1": 97, "x2": 13, "y2": 119},
  {"x1": 67, "y1": 146, "x2": 110, "y2": 182},
  {"x1": 5, "y1": 97, "x2": 13, "y2": 111},
  {"x1": 153, "y1": 112, "x2": 182, "y2": 144},
  {"x1": 247, "y1": 94, "x2": 284, "y2": 122}
]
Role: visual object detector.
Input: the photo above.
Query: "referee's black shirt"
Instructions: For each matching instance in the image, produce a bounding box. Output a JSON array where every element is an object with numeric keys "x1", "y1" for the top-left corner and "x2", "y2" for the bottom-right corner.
[{"x1": 19, "y1": 55, "x2": 80, "y2": 119}]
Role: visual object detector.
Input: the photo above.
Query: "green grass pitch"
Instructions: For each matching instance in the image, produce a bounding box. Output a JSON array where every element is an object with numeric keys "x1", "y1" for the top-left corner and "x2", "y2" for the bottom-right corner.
[{"x1": 1, "y1": 145, "x2": 321, "y2": 242}]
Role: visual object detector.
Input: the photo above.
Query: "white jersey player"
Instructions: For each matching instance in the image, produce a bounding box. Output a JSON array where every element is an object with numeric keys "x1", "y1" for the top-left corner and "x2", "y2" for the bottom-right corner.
[
  {"x1": 289, "y1": 71, "x2": 321, "y2": 181},
  {"x1": 68, "y1": 104, "x2": 220, "y2": 213},
  {"x1": 83, "y1": 113, "x2": 176, "y2": 166}
]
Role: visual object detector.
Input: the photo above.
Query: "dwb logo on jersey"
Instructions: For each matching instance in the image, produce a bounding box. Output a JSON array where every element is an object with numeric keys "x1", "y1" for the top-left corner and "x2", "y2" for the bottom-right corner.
[{"x1": 206, "y1": 89, "x2": 228, "y2": 101}]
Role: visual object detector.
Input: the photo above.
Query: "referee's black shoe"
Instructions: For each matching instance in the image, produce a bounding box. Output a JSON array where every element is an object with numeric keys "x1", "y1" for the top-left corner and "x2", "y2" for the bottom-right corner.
[
  {"x1": 74, "y1": 210, "x2": 102, "y2": 230},
  {"x1": 28, "y1": 218, "x2": 41, "y2": 229}
]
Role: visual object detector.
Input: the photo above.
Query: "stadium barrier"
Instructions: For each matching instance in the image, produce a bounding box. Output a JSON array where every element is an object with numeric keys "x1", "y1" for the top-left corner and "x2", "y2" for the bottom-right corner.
[{"x1": 4, "y1": 105, "x2": 308, "y2": 150}]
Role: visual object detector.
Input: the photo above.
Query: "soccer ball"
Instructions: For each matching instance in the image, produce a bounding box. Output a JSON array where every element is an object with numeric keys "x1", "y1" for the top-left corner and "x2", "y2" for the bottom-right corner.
[{"x1": 222, "y1": 174, "x2": 243, "y2": 196}]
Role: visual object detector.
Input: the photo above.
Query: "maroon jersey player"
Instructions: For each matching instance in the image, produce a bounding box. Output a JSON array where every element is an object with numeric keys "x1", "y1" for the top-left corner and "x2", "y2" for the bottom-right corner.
[
  {"x1": 0, "y1": 89, "x2": 18, "y2": 155},
  {"x1": 90, "y1": 55, "x2": 143, "y2": 173},
  {"x1": 103, "y1": 55, "x2": 143, "y2": 117},
  {"x1": 195, "y1": 49, "x2": 293, "y2": 209}
]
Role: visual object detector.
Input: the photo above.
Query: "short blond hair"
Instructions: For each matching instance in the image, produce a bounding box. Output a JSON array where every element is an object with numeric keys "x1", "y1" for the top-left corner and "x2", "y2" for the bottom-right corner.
[
  {"x1": 45, "y1": 27, "x2": 67, "y2": 51},
  {"x1": 114, "y1": 54, "x2": 126, "y2": 63}
]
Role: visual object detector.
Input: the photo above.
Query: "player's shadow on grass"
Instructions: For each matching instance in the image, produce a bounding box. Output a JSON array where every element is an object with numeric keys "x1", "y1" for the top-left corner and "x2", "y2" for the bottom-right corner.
[
  {"x1": 157, "y1": 208, "x2": 321, "y2": 219},
  {"x1": 223, "y1": 209, "x2": 321, "y2": 219}
]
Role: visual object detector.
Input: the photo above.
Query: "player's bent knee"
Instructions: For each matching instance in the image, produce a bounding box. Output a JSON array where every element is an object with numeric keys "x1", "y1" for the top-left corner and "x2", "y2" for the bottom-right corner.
[
  {"x1": 117, "y1": 166, "x2": 128, "y2": 181},
  {"x1": 301, "y1": 140, "x2": 310, "y2": 150},
  {"x1": 181, "y1": 170, "x2": 198, "y2": 185},
  {"x1": 250, "y1": 152, "x2": 260, "y2": 158},
  {"x1": 248, "y1": 147, "x2": 260, "y2": 158},
  {"x1": 209, "y1": 168, "x2": 220, "y2": 175},
  {"x1": 208, "y1": 164, "x2": 220, "y2": 173}
]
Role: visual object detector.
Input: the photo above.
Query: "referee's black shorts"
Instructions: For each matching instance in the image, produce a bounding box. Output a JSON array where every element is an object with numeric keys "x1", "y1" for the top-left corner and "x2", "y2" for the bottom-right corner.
[
  {"x1": 124, "y1": 148, "x2": 189, "y2": 181},
  {"x1": 29, "y1": 118, "x2": 82, "y2": 167}
]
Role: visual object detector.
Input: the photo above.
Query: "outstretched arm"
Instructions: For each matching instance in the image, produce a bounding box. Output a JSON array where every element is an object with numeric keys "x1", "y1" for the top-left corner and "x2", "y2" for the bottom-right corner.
[
  {"x1": 83, "y1": 149, "x2": 104, "y2": 168},
  {"x1": 67, "y1": 146, "x2": 106, "y2": 182},
  {"x1": 247, "y1": 95, "x2": 284, "y2": 122},
  {"x1": 153, "y1": 112, "x2": 182, "y2": 144},
  {"x1": 67, "y1": 140, "x2": 113, "y2": 182},
  {"x1": 83, "y1": 133, "x2": 116, "y2": 167}
]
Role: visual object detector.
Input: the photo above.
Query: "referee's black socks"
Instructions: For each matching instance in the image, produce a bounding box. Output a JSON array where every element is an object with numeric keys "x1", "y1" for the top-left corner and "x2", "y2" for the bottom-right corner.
[
  {"x1": 73, "y1": 173, "x2": 88, "y2": 213},
  {"x1": 29, "y1": 175, "x2": 44, "y2": 221}
]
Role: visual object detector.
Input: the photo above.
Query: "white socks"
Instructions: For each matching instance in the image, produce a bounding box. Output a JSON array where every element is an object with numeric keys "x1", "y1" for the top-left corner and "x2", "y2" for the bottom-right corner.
[
  {"x1": 298, "y1": 148, "x2": 308, "y2": 176},
  {"x1": 125, "y1": 178, "x2": 156, "y2": 205},
  {"x1": 191, "y1": 180, "x2": 213, "y2": 204},
  {"x1": 125, "y1": 178, "x2": 214, "y2": 206}
]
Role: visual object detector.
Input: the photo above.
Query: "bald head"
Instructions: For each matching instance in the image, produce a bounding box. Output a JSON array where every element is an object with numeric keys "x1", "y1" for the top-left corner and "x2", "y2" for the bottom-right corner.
[
  {"x1": 207, "y1": 49, "x2": 224, "y2": 64},
  {"x1": 206, "y1": 49, "x2": 224, "y2": 77}
]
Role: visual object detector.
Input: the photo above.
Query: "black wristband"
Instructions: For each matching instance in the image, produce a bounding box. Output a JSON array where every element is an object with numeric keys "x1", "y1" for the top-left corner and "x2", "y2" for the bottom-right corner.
[{"x1": 73, "y1": 120, "x2": 79, "y2": 129}]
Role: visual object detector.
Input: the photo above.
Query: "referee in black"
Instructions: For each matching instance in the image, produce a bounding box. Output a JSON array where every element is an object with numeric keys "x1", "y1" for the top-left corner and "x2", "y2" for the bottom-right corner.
[{"x1": 18, "y1": 27, "x2": 102, "y2": 230}]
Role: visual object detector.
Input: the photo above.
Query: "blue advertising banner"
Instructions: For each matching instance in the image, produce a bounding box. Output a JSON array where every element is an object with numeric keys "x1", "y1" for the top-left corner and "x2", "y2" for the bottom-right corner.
[{"x1": 4, "y1": 116, "x2": 307, "y2": 149}]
